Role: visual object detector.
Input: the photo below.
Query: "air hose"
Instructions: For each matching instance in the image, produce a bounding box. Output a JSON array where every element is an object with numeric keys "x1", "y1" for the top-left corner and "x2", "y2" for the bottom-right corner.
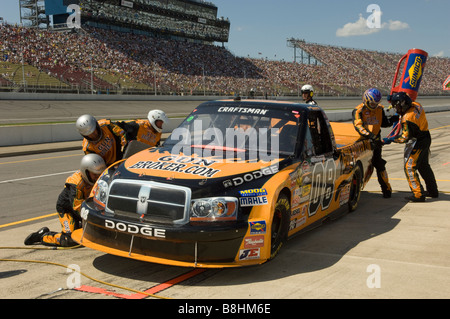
[{"x1": 0, "y1": 246, "x2": 170, "y2": 299}]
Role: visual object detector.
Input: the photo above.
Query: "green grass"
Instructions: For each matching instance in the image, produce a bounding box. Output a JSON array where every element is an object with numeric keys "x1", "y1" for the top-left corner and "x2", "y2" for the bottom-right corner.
[{"x1": 0, "y1": 62, "x2": 69, "y2": 88}]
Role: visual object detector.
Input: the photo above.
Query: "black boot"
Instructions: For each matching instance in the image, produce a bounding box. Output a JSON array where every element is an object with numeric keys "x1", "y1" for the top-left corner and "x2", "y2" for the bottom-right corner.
[
  {"x1": 424, "y1": 191, "x2": 439, "y2": 198},
  {"x1": 24, "y1": 227, "x2": 50, "y2": 245},
  {"x1": 382, "y1": 190, "x2": 392, "y2": 198},
  {"x1": 404, "y1": 195, "x2": 425, "y2": 202}
]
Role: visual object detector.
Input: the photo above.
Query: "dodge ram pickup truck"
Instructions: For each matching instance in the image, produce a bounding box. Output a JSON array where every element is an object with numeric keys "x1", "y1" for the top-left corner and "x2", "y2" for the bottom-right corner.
[{"x1": 72, "y1": 99, "x2": 374, "y2": 268}]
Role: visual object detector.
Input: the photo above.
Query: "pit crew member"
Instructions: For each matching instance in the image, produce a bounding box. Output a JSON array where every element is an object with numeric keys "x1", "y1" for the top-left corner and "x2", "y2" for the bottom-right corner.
[
  {"x1": 118, "y1": 109, "x2": 169, "y2": 147},
  {"x1": 301, "y1": 84, "x2": 318, "y2": 105},
  {"x1": 353, "y1": 88, "x2": 397, "y2": 198},
  {"x1": 383, "y1": 92, "x2": 439, "y2": 202},
  {"x1": 76, "y1": 114, "x2": 128, "y2": 166},
  {"x1": 24, "y1": 154, "x2": 106, "y2": 247}
]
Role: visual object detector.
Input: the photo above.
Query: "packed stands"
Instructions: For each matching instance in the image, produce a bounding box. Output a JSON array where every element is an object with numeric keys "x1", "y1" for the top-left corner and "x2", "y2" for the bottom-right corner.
[{"x1": 1, "y1": 24, "x2": 449, "y2": 96}]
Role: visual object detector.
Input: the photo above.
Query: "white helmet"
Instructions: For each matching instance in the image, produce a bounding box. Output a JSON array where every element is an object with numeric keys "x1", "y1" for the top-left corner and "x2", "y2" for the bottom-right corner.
[
  {"x1": 301, "y1": 84, "x2": 314, "y2": 97},
  {"x1": 76, "y1": 114, "x2": 98, "y2": 137},
  {"x1": 147, "y1": 109, "x2": 169, "y2": 133},
  {"x1": 80, "y1": 154, "x2": 106, "y2": 185}
]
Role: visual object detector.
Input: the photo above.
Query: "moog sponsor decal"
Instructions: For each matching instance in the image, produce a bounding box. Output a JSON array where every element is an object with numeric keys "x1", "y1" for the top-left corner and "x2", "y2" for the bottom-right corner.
[{"x1": 239, "y1": 188, "x2": 268, "y2": 207}]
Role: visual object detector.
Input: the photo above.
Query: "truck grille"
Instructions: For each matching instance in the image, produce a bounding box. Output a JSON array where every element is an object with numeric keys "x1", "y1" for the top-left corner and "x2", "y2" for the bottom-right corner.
[{"x1": 105, "y1": 180, "x2": 191, "y2": 225}]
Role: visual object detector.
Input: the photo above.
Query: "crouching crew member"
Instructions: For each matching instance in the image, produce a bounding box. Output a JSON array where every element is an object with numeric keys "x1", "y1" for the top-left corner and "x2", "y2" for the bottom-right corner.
[{"x1": 24, "y1": 154, "x2": 106, "y2": 247}]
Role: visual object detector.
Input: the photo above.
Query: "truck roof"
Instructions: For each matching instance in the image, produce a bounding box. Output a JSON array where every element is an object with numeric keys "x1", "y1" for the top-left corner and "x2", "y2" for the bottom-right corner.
[{"x1": 206, "y1": 99, "x2": 318, "y2": 112}]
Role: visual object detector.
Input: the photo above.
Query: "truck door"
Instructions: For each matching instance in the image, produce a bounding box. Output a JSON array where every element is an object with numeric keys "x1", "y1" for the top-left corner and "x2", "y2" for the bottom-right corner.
[{"x1": 307, "y1": 111, "x2": 337, "y2": 217}]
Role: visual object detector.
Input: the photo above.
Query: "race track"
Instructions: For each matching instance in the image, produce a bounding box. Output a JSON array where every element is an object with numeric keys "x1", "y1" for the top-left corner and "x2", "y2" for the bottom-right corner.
[{"x1": 1, "y1": 96, "x2": 450, "y2": 124}]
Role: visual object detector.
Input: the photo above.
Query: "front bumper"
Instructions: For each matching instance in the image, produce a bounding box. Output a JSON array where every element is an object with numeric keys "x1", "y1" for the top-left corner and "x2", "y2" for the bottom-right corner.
[{"x1": 73, "y1": 198, "x2": 252, "y2": 268}]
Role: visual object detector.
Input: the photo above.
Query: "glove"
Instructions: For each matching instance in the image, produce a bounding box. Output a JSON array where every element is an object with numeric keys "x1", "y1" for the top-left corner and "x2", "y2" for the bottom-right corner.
[
  {"x1": 370, "y1": 137, "x2": 383, "y2": 149},
  {"x1": 382, "y1": 137, "x2": 395, "y2": 145},
  {"x1": 390, "y1": 114, "x2": 399, "y2": 125}
]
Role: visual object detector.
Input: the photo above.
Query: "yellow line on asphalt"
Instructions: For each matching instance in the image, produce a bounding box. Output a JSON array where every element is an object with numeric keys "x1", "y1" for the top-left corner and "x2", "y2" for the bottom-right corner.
[
  {"x1": 0, "y1": 154, "x2": 81, "y2": 165},
  {"x1": 430, "y1": 124, "x2": 450, "y2": 131},
  {"x1": 0, "y1": 213, "x2": 58, "y2": 229},
  {"x1": 386, "y1": 177, "x2": 450, "y2": 182}
]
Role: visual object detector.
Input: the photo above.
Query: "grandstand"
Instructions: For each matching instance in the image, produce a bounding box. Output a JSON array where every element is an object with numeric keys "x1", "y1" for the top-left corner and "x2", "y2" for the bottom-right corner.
[
  {"x1": 82, "y1": 0, "x2": 230, "y2": 44},
  {"x1": 1, "y1": 14, "x2": 449, "y2": 96},
  {"x1": 46, "y1": 0, "x2": 230, "y2": 44}
]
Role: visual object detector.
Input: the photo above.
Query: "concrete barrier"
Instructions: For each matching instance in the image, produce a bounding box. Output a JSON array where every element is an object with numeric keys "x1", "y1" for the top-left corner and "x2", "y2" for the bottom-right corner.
[
  {"x1": 1, "y1": 105, "x2": 449, "y2": 147},
  {"x1": 0, "y1": 118, "x2": 185, "y2": 147},
  {"x1": 0, "y1": 92, "x2": 230, "y2": 101}
]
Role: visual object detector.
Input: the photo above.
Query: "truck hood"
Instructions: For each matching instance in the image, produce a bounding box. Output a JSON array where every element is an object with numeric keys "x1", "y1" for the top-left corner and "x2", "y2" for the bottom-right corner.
[{"x1": 122, "y1": 147, "x2": 282, "y2": 180}]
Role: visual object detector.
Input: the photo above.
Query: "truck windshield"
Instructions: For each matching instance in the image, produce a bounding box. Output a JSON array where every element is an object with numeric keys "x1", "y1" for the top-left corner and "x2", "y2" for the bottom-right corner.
[{"x1": 164, "y1": 103, "x2": 302, "y2": 161}]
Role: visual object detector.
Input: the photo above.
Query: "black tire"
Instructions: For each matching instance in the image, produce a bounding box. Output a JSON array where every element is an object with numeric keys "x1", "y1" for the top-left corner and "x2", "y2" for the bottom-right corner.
[
  {"x1": 270, "y1": 193, "x2": 290, "y2": 259},
  {"x1": 348, "y1": 164, "x2": 362, "y2": 212}
]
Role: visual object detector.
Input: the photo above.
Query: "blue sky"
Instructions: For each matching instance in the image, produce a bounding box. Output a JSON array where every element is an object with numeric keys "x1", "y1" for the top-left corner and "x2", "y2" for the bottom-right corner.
[{"x1": 1, "y1": 0, "x2": 449, "y2": 61}]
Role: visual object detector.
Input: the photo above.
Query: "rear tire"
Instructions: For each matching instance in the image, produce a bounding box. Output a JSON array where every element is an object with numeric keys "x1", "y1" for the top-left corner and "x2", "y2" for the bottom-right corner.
[
  {"x1": 348, "y1": 165, "x2": 362, "y2": 212},
  {"x1": 270, "y1": 193, "x2": 290, "y2": 260}
]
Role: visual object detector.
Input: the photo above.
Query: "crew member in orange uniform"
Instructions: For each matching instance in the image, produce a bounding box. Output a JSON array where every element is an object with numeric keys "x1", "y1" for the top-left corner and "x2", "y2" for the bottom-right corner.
[
  {"x1": 353, "y1": 88, "x2": 397, "y2": 198},
  {"x1": 24, "y1": 154, "x2": 106, "y2": 247},
  {"x1": 119, "y1": 109, "x2": 170, "y2": 147},
  {"x1": 383, "y1": 92, "x2": 438, "y2": 202},
  {"x1": 76, "y1": 114, "x2": 128, "y2": 166}
]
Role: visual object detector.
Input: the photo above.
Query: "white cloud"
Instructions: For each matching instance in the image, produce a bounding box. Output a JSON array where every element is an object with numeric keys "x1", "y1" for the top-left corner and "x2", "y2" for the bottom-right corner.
[
  {"x1": 336, "y1": 14, "x2": 380, "y2": 37},
  {"x1": 336, "y1": 15, "x2": 410, "y2": 37},
  {"x1": 386, "y1": 20, "x2": 410, "y2": 31},
  {"x1": 432, "y1": 51, "x2": 445, "y2": 57}
]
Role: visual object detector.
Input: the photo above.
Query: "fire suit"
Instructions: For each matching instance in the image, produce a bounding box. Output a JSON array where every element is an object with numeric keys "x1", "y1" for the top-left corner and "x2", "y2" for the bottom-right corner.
[
  {"x1": 393, "y1": 102, "x2": 438, "y2": 199},
  {"x1": 119, "y1": 119, "x2": 162, "y2": 147},
  {"x1": 82, "y1": 119, "x2": 127, "y2": 166},
  {"x1": 41, "y1": 171, "x2": 93, "y2": 247},
  {"x1": 353, "y1": 103, "x2": 394, "y2": 197}
]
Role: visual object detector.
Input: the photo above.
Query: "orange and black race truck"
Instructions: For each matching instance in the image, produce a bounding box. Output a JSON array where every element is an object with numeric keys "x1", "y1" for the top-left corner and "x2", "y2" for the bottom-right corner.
[{"x1": 72, "y1": 100, "x2": 374, "y2": 268}]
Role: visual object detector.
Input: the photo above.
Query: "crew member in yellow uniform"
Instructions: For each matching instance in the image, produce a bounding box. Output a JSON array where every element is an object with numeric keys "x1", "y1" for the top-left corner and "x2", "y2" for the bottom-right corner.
[
  {"x1": 119, "y1": 109, "x2": 170, "y2": 147},
  {"x1": 76, "y1": 114, "x2": 128, "y2": 166},
  {"x1": 353, "y1": 88, "x2": 397, "y2": 198},
  {"x1": 24, "y1": 154, "x2": 106, "y2": 247},
  {"x1": 383, "y1": 92, "x2": 438, "y2": 202}
]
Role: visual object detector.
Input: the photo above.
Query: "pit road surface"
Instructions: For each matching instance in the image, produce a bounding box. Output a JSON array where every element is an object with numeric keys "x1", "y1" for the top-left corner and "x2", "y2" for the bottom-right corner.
[{"x1": 0, "y1": 104, "x2": 449, "y2": 300}]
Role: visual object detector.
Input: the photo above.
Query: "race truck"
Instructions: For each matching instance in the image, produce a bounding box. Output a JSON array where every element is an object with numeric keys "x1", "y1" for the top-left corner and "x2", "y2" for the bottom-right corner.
[{"x1": 72, "y1": 99, "x2": 374, "y2": 268}]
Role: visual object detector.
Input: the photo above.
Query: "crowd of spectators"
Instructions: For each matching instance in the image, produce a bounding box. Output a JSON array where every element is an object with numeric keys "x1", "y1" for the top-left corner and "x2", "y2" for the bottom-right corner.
[
  {"x1": 1, "y1": 23, "x2": 449, "y2": 96},
  {"x1": 294, "y1": 40, "x2": 450, "y2": 96},
  {"x1": 83, "y1": 2, "x2": 229, "y2": 43}
]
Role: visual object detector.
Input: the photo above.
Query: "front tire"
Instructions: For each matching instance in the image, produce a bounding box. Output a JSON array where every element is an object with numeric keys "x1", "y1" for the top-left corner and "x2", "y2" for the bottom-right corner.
[{"x1": 270, "y1": 193, "x2": 290, "y2": 259}]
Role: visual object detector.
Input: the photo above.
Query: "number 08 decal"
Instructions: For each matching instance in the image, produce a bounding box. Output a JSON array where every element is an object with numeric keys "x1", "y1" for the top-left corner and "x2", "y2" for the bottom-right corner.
[{"x1": 309, "y1": 159, "x2": 336, "y2": 216}]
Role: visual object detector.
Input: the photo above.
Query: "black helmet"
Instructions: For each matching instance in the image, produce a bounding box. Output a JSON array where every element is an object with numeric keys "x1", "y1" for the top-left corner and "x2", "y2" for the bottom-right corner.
[{"x1": 390, "y1": 92, "x2": 412, "y2": 115}]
